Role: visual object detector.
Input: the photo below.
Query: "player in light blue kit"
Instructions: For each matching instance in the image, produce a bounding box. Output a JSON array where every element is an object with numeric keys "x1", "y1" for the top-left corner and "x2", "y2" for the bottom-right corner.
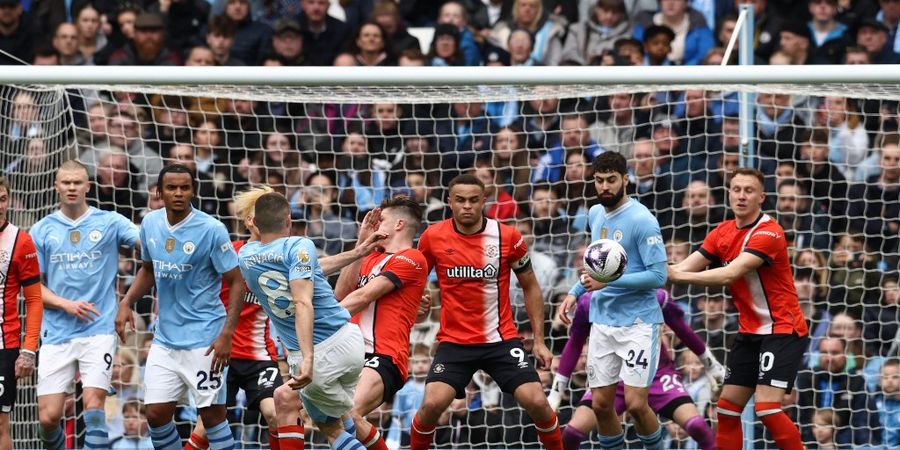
[
  {"x1": 558, "y1": 152, "x2": 668, "y2": 450},
  {"x1": 239, "y1": 192, "x2": 385, "y2": 450},
  {"x1": 115, "y1": 164, "x2": 244, "y2": 450},
  {"x1": 30, "y1": 160, "x2": 140, "y2": 450}
]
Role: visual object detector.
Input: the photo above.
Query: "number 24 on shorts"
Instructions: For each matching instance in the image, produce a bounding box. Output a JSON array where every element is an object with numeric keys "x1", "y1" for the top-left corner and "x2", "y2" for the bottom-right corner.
[{"x1": 626, "y1": 349, "x2": 649, "y2": 369}]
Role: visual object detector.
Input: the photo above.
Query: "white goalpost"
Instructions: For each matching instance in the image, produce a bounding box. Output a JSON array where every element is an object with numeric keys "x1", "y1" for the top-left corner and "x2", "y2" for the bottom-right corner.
[{"x1": 3, "y1": 65, "x2": 899, "y2": 449}]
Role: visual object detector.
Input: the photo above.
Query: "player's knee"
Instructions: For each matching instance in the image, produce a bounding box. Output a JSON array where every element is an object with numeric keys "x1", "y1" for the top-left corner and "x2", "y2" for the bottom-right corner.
[
  {"x1": 591, "y1": 395, "x2": 614, "y2": 413},
  {"x1": 38, "y1": 406, "x2": 62, "y2": 429},
  {"x1": 145, "y1": 405, "x2": 170, "y2": 427},
  {"x1": 274, "y1": 385, "x2": 299, "y2": 411},
  {"x1": 624, "y1": 397, "x2": 648, "y2": 418}
]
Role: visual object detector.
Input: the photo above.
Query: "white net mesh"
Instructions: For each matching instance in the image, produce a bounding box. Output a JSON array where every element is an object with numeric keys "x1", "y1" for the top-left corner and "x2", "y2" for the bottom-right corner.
[{"x1": 4, "y1": 80, "x2": 898, "y2": 449}]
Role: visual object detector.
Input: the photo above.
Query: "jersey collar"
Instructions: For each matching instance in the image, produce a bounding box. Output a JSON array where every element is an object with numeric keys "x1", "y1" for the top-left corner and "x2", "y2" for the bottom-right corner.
[
  {"x1": 737, "y1": 213, "x2": 766, "y2": 229},
  {"x1": 451, "y1": 216, "x2": 488, "y2": 235},
  {"x1": 165, "y1": 209, "x2": 195, "y2": 232},
  {"x1": 604, "y1": 198, "x2": 633, "y2": 220},
  {"x1": 55, "y1": 207, "x2": 94, "y2": 227}
]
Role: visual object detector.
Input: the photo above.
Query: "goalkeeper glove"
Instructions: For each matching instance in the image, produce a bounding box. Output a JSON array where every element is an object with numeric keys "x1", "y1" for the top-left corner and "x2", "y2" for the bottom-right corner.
[
  {"x1": 547, "y1": 373, "x2": 569, "y2": 412},
  {"x1": 701, "y1": 349, "x2": 726, "y2": 392}
]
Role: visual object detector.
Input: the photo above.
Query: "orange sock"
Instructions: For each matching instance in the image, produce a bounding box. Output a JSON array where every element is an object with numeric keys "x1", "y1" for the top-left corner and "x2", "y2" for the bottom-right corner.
[
  {"x1": 277, "y1": 424, "x2": 305, "y2": 450},
  {"x1": 409, "y1": 415, "x2": 435, "y2": 450},
  {"x1": 269, "y1": 430, "x2": 280, "y2": 450},
  {"x1": 716, "y1": 398, "x2": 744, "y2": 450},
  {"x1": 756, "y1": 402, "x2": 803, "y2": 450},
  {"x1": 533, "y1": 413, "x2": 563, "y2": 450},
  {"x1": 185, "y1": 432, "x2": 209, "y2": 450},
  {"x1": 361, "y1": 425, "x2": 388, "y2": 450}
]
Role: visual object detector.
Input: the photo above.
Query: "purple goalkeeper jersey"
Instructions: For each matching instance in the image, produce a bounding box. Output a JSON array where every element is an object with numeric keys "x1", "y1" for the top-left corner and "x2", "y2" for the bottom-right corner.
[{"x1": 559, "y1": 289, "x2": 703, "y2": 418}]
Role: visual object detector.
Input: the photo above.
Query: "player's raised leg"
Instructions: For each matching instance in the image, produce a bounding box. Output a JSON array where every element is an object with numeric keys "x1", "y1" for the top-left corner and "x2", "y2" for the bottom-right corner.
[
  {"x1": 350, "y1": 367, "x2": 389, "y2": 450},
  {"x1": 561, "y1": 402, "x2": 594, "y2": 450}
]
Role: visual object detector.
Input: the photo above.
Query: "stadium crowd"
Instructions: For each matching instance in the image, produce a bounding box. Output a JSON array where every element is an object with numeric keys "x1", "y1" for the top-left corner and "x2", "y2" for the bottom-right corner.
[{"x1": 0, "y1": 0, "x2": 899, "y2": 448}]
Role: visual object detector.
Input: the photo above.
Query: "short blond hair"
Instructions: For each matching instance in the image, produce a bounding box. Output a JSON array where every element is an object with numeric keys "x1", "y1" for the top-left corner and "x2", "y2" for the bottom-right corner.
[
  {"x1": 0, "y1": 176, "x2": 8, "y2": 195},
  {"x1": 233, "y1": 185, "x2": 275, "y2": 221}
]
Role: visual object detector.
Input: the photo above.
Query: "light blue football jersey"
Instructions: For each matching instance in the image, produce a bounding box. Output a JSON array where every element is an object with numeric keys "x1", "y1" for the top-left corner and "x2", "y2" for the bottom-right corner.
[
  {"x1": 239, "y1": 236, "x2": 350, "y2": 351},
  {"x1": 140, "y1": 208, "x2": 238, "y2": 349},
  {"x1": 587, "y1": 198, "x2": 667, "y2": 326},
  {"x1": 31, "y1": 207, "x2": 139, "y2": 345}
]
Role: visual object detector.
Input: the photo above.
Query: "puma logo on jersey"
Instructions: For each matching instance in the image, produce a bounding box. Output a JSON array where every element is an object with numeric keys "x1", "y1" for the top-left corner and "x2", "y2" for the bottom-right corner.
[{"x1": 446, "y1": 265, "x2": 498, "y2": 279}]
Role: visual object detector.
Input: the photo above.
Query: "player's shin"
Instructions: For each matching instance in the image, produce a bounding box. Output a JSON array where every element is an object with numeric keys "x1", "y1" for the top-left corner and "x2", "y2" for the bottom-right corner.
[
  {"x1": 185, "y1": 431, "x2": 210, "y2": 450},
  {"x1": 36, "y1": 424, "x2": 64, "y2": 450},
  {"x1": 82, "y1": 409, "x2": 109, "y2": 450},
  {"x1": 409, "y1": 414, "x2": 436, "y2": 450},
  {"x1": 715, "y1": 398, "x2": 744, "y2": 450},
  {"x1": 360, "y1": 423, "x2": 388, "y2": 450},
  {"x1": 755, "y1": 402, "x2": 803, "y2": 450},
  {"x1": 533, "y1": 412, "x2": 564, "y2": 450},
  {"x1": 561, "y1": 425, "x2": 589, "y2": 450},
  {"x1": 276, "y1": 424, "x2": 305, "y2": 450},
  {"x1": 205, "y1": 420, "x2": 235, "y2": 450},
  {"x1": 149, "y1": 422, "x2": 184, "y2": 450},
  {"x1": 682, "y1": 416, "x2": 716, "y2": 450}
]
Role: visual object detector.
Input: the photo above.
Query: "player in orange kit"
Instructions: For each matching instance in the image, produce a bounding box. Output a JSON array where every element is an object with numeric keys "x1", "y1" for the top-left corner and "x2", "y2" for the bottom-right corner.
[
  {"x1": 408, "y1": 174, "x2": 562, "y2": 450},
  {"x1": 0, "y1": 176, "x2": 43, "y2": 450},
  {"x1": 668, "y1": 167, "x2": 808, "y2": 450},
  {"x1": 333, "y1": 196, "x2": 428, "y2": 450}
]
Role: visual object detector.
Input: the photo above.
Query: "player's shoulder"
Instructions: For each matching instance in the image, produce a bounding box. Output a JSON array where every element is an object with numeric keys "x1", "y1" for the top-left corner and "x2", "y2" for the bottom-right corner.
[
  {"x1": 393, "y1": 248, "x2": 428, "y2": 268},
  {"x1": 192, "y1": 208, "x2": 227, "y2": 231},
  {"x1": 422, "y1": 218, "x2": 453, "y2": 236},
  {"x1": 626, "y1": 198, "x2": 656, "y2": 221},
  {"x1": 31, "y1": 211, "x2": 60, "y2": 232},
  {"x1": 588, "y1": 204, "x2": 605, "y2": 218},
  {"x1": 755, "y1": 214, "x2": 786, "y2": 235},
  {"x1": 142, "y1": 208, "x2": 165, "y2": 226}
]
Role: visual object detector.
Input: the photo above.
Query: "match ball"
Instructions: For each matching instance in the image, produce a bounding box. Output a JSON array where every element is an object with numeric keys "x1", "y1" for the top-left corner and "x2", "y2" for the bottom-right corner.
[{"x1": 583, "y1": 239, "x2": 628, "y2": 283}]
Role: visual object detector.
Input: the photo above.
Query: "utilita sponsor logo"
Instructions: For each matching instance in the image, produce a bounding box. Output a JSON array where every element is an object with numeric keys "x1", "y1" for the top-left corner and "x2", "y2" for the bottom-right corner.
[{"x1": 446, "y1": 265, "x2": 498, "y2": 279}]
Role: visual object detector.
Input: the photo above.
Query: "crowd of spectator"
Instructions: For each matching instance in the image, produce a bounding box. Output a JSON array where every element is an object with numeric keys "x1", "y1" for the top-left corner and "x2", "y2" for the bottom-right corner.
[{"x1": 1, "y1": 0, "x2": 900, "y2": 448}]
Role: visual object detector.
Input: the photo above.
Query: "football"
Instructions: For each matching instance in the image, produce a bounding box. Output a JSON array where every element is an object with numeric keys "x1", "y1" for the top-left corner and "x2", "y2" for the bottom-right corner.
[{"x1": 583, "y1": 239, "x2": 628, "y2": 283}]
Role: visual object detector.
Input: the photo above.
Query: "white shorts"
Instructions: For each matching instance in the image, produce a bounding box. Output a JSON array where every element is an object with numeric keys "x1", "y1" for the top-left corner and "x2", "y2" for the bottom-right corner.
[
  {"x1": 287, "y1": 323, "x2": 365, "y2": 422},
  {"x1": 586, "y1": 322, "x2": 661, "y2": 389},
  {"x1": 37, "y1": 334, "x2": 117, "y2": 396},
  {"x1": 143, "y1": 344, "x2": 227, "y2": 408}
]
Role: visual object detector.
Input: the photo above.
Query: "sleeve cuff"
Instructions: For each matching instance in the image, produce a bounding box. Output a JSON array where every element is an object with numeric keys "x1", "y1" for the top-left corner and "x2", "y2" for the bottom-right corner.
[
  {"x1": 512, "y1": 260, "x2": 532, "y2": 274},
  {"x1": 378, "y1": 272, "x2": 403, "y2": 290},
  {"x1": 698, "y1": 248, "x2": 720, "y2": 265},
  {"x1": 20, "y1": 275, "x2": 40, "y2": 287},
  {"x1": 744, "y1": 249, "x2": 773, "y2": 266}
]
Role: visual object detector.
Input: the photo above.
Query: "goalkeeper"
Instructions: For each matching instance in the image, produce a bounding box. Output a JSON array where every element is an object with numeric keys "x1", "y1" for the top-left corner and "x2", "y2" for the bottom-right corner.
[{"x1": 552, "y1": 289, "x2": 722, "y2": 450}]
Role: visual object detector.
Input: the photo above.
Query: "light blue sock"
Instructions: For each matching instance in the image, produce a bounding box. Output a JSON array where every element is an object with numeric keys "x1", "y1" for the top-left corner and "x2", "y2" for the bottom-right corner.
[
  {"x1": 149, "y1": 421, "x2": 183, "y2": 450},
  {"x1": 343, "y1": 416, "x2": 357, "y2": 436},
  {"x1": 37, "y1": 425, "x2": 65, "y2": 450},
  {"x1": 82, "y1": 408, "x2": 109, "y2": 450},
  {"x1": 331, "y1": 430, "x2": 365, "y2": 450},
  {"x1": 597, "y1": 431, "x2": 625, "y2": 450},
  {"x1": 637, "y1": 426, "x2": 665, "y2": 450},
  {"x1": 206, "y1": 420, "x2": 235, "y2": 450}
]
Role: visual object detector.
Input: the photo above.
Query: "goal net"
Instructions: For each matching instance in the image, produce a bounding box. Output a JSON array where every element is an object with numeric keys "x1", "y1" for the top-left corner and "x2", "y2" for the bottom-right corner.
[{"x1": 3, "y1": 66, "x2": 897, "y2": 449}]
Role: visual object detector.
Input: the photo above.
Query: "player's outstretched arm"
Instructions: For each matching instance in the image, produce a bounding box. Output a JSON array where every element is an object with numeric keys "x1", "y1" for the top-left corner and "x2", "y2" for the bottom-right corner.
[
  {"x1": 516, "y1": 268, "x2": 552, "y2": 369},
  {"x1": 116, "y1": 260, "x2": 155, "y2": 342},
  {"x1": 288, "y1": 278, "x2": 315, "y2": 389},
  {"x1": 670, "y1": 251, "x2": 712, "y2": 273},
  {"x1": 605, "y1": 260, "x2": 667, "y2": 289},
  {"x1": 334, "y1": 209, "x2": 382, "y2": 299},
  {"x1": 339, "y1": 276, "x2": 397, "y2": 315},
  {"x1": 206, "y1": 267, "x2": 244, "y2": 373},
  {"x1": 669, "y1": 252, "x2": 764, "y2": 287},
  {"x1": 40, "y1": 282, "x2": 100, "y2": 323},
  {"x1": 319, "y1": 230, "x2": 388, "y2": 276}
]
